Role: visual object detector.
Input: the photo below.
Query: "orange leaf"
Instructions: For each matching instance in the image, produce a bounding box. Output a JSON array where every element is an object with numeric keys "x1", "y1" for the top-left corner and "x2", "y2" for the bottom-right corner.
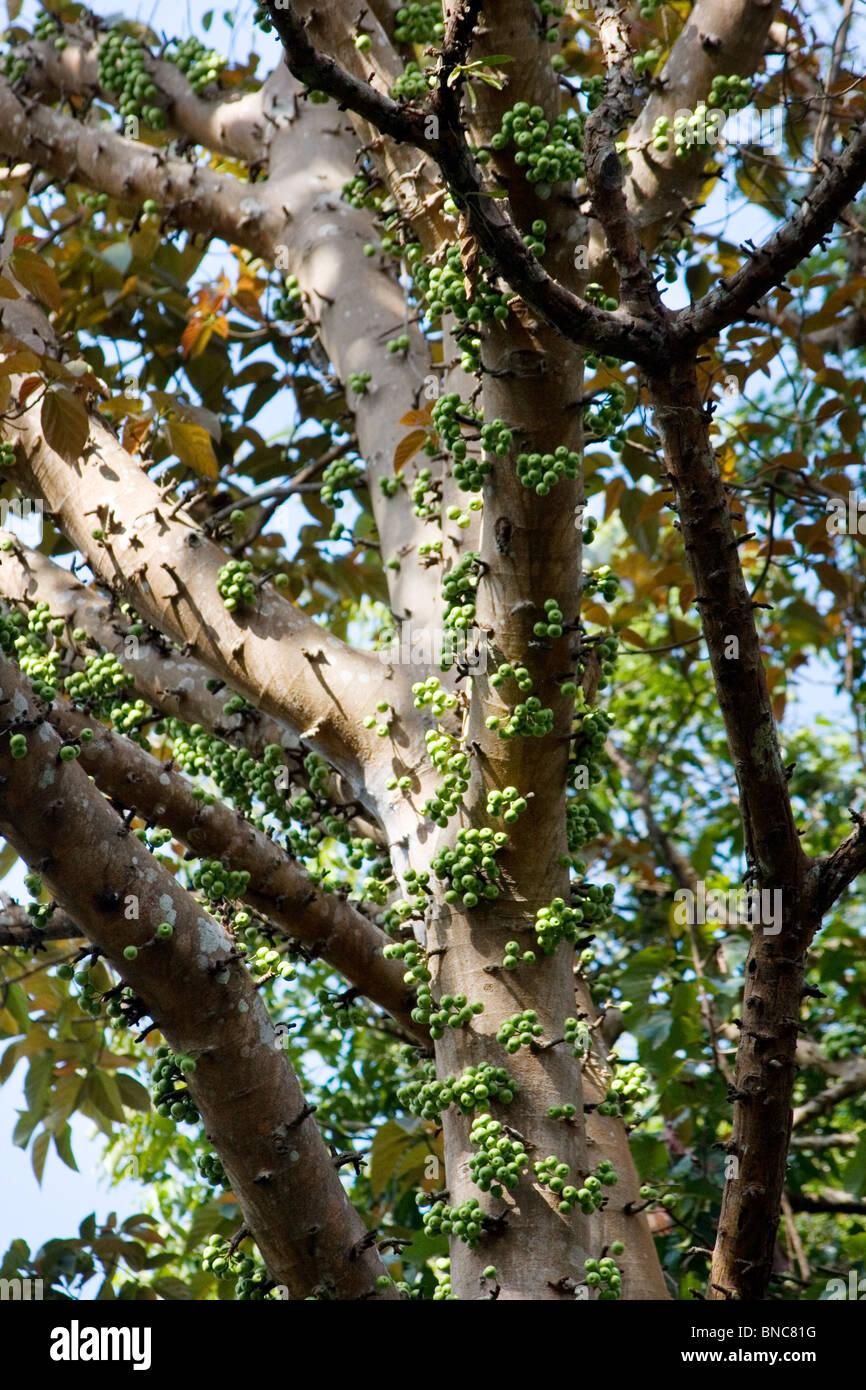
[
  {"x1": 122, "y1": 413, "x2": 153, "y2": 457},
  {"x1": 649, "y1": 563, "x2": 688, "y2": 590},
  {"x1": 398, "y1": 405, "x2": 434, "y2": 428},
  {"x1": 187, "y1": 321, "x2": 215, "y2": 360},
  {"x1": 679, "y1": 582, "x2": 696, "y2": 612},
  {"x1": 814, "y1": 561, "x2": 851, "y2": 604},
  {"x1": 604, "y1": 477, "x2": 626, "y2": 521},
  {"x1": 180, "y1": 318, "x2": 205, "y2": 357},
  {"x1": 393, "y1": 429, "x2": 429, "y2": 474},
  {"x1": 18, "y1": 375, "x2": 42, "y2": 402}
]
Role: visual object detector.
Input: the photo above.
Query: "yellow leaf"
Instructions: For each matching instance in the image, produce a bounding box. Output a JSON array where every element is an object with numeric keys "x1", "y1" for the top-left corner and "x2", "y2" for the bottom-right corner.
[
  {"x1": 165, "y1": 420, "x2": 219, "y2": 479},
  {"x1": 11, "y1": 249, "x2": 63, "y2": 311},
  {"x1": 637, "y1": 492, "x2": 674, "y2": 523},
  {"x1": 649, "y1": 564, "x2": 688, "y2": 590}
]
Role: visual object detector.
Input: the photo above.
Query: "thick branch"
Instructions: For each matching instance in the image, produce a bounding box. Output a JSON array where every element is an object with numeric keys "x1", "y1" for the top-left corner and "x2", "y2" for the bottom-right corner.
[
  {"x1": 43, "y1": 698, "x2": 422, "y2": 1040},
  {"x1": 647, "y1": 365, "x2": 803, "y2": 885},
  {"x1": 259, "y1": 67, "x2": 442, "y2": 630},
  {"x1": 810, "y1": 811, "x2": 866, "y2": 918},
  {"x1": 583, "y1": 3, "x2": 665, "y2": 321},
  {"x1": 673, "y1": 119, "x2": 866, "y2": 350},
  {"x1": 792, "y1": 1058, "x2": 866, "y2": 1129},
  {"x1": 1, "y1": 381, "x2": 411, "y2": 814},
  {"x1": 264, "y1": 1, "x2": 667, "y2": 366},
  {"x1": 8, "y1": 32, "x2": 273, "y2": 164},
  {"x1": 0, "y1": 79, "x2": 284, "y2": 261},
  {"x1": 647, "y1": 361, "x2": 814, "y2": 1302},
  {"x1": 621, "y1": 0, "x2": 783, "y2": 242},
  {"x1": 785, "y1": 1189, "x2": 866, "y2": 1216},
  {"x1": 0, "y1": 654, "x2": 398, "y2": 1299},
  {"x1": 0, "y1": 540, "x2": 384, "y2": 843}
]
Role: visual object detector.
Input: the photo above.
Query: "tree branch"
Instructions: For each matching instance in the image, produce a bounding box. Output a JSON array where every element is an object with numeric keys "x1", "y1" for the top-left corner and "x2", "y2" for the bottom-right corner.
[
  {"x1": 620, "y1": 0, "x2": 784, "y2": 244},
  {"x1": 810, "y1": 810, "x2": 866, "y2": 918},
  {"x1": 0, "y1": 78, "x2": 284, "y2": 261},
  {"x1": 785, "y1": 1189, "x2": 866, "y2": 1216},
  {"x1": 0, "y1": 539, "x2": 384, "y2": 843},
  {"x1": 7, "y1": 30, "x2": 273, "y2": 165},
  {"x1": 264, "y1": 1, "x2": 667, "y2": 366},
  {"x1": 0, "y1": 896, "x2": 82, "y2": 946},
  {"x1": 583, "y1": 3, "x2": 666, "y2": 321},
  {"x1": 1, "y1": 378, "x2": 412, "y2": 815},
  {"x1": 0, "y1": 653, "x2": 399, "y2": 1299},
  {"x1": 792, "y1": 1056, "x2": 866, "y2": 1129},
  {"x1": 673, "y1": 119, "x2": 866, "y2": 350},
  {"x1": 42, "y1": 697, "x2": 423, "y2": 1040}
]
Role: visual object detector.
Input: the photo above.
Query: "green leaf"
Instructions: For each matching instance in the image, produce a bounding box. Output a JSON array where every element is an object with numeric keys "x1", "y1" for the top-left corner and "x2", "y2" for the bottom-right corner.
[
  {"x1": 842, "y1": 1135, "x2": 866, "y2": 1198},
  {"x1": 0, "y1": 1038, "x2": 26, "y2": 1084},
  {"x1": 4, "y1": 982, "x2": 30, "y2": 1034},
  {"x1": 368, "y1": 1118, "x2": 417, "y2": 1199},
  {"x1": 13, "y1": 1107, "x2": 40, "y2": 1148},
  {"x1": 0, "y1": 1238, "x2": 30, "y2": 1279},
  {"x1": 44, "y1": 1075, "x2": 84, "y2": 1135},
  {"x1": 115, "y1": 1073, "x2": 152, "y2": 1113},
  {"x1": 151, "y1": 1276, "x2": 195, "y2": 1300},
  {"x1": 24, "y1": 1051, "x2": 54, "y2": 1113},
  {"x1": 0, "y1": 840, "x2": 19, "y2": 881},
  {"x1": 54, "y1": 1123, "x2": 79, "y2": 1172},
  {"x1": 86, "y1": 1071, "x2": 127, "y2": 1124},
  {"x1": 31, "y1": 1128, "x2": 50, "y2": 1184},
  {"x1": 641, "y1": 1011, "x2": 674, "y2": 1046},
  {"x1": 183, "y1": 1199, "x2": 227, "y2": 1254}
]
